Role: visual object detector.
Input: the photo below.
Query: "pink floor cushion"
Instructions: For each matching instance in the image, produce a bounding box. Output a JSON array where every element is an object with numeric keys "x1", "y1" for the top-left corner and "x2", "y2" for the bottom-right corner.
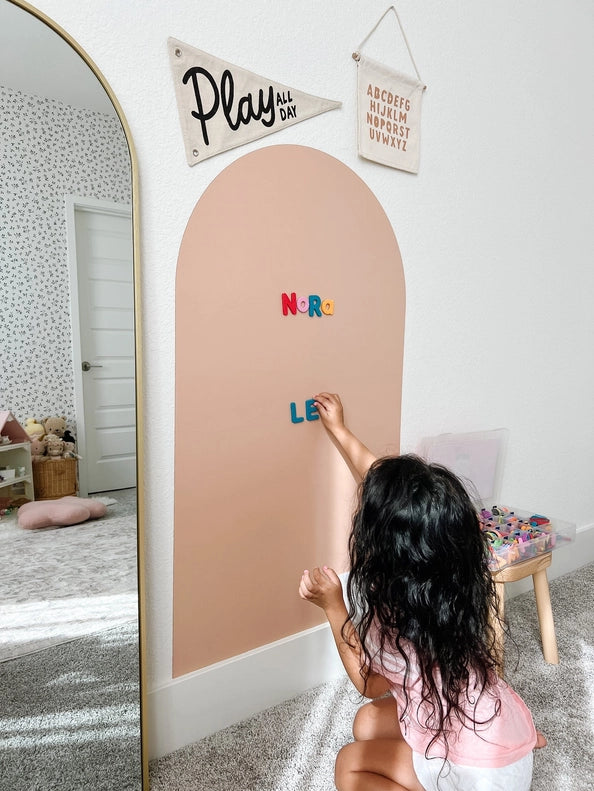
[{"x1": 18, "y1": 496, "x2": 107, "y2": 530}]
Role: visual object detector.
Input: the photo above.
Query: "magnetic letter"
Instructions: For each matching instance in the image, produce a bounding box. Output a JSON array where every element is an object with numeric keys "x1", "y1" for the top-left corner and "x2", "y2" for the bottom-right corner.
[
  {"x1": 308, "y1": 295, "x2": 322, "y2": 317},
  {"x1": 321, "y1": 299, "x2": 335, "y2": 315},
  {"x1": 282, "y1": 292, "x2": 297, "y2": 315},
  {"x1": 305, "y1": 399, "x2": 319, "y2": 421},
  {"x1": 296, "y1": 296, "x2": 309, "y2": 313},
  {"x1": 290, "y1": 402, "x2": 304, "y2": 424}
]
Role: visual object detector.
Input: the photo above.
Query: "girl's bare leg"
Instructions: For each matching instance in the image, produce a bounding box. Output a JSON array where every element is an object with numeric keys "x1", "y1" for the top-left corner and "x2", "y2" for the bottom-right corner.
[
  {"x1": 335, "y1": 697, "x2": 424, "y2": 791},
  {"x1": 335, "y1": 739, "x2": 425, "y2": 791},
  {"x1": 353, "y1": 696, "x2": 404, "y2": 742}
]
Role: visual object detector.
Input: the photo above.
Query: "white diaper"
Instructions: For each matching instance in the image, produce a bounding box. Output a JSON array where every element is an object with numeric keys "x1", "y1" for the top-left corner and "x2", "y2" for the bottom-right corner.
[{"x1": 412, "y1": 750, "x2": 533, "y2": 791}]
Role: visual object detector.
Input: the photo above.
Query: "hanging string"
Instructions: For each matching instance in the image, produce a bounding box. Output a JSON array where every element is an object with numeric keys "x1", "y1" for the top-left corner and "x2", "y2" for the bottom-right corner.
[{"x1": 352, "y1": 5, "x2": 425, "y2": 88}]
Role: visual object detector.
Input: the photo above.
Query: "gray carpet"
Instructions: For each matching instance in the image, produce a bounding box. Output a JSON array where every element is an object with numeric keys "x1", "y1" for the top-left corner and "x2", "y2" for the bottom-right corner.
[
  {"x1": 150, "y1": 562, "x2": 594, "y2": 791},
  {"x1": 0, "y1": 488, "x2": 143, "y2": 789},
  {"x1": 0, "y1": 619, "x2": 142, "y2": 790},
  {"x1": 0, "y1": 488, "x2": 138, "y2": 661}
]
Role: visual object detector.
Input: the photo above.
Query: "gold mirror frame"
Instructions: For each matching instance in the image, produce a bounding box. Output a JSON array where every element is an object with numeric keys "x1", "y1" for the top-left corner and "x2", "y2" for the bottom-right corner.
[{"x1": 7, "y1": 1, "x2": 147, "y2": 786}]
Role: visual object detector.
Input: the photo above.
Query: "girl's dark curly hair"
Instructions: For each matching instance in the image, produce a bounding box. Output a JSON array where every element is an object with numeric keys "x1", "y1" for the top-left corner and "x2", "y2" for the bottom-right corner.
[{"x1": 345, "y1": 454, "x2": 503, "y2": 756}]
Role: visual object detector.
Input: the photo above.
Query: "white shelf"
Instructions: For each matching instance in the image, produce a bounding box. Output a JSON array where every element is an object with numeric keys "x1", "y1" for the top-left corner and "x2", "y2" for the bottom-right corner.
[
  {"x1": 0, "y1": 475, "x2": 33, "y2": 491},
  {"x1": 0, "y1": 437, "x2": 34, "y2": 502}
]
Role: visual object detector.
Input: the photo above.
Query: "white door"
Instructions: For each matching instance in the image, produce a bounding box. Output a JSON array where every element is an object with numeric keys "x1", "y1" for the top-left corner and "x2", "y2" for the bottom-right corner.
[{"x1": 67, "y1": 197, "x2": 136, "y2": 495}]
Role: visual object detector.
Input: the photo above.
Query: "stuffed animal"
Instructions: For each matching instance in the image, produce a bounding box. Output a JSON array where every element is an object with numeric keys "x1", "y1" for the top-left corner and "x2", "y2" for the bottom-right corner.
[
  {"x1": 18, "y1": 496, "x2": 107, "y2": 530},
  {"x1": 43, "y1": 416, "x2": 67, "y2": 438},
  {"x1": 45, "y1": 433, "x2": 65, "y2": 459},
  {"x1": 24, "y1": 418, "x2": 45, "y2": 439},
  {"x1": 61, "y1": 429, "x2": 79, "y2": 459},
  {"x1": 63, "y1": 429, "x2": 76, "y2": 445},
  {"x1": 30, "y1": 436, "x2": 46, "y2": 460},
  {"x1": 62, "y1": 441, "x2": 81, "y2": 459}
]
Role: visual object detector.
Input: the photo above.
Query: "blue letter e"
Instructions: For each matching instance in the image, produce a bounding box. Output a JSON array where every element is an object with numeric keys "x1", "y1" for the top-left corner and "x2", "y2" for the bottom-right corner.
[{"x1": 305, "y1": 399, "x2": 319, "y2": 421}]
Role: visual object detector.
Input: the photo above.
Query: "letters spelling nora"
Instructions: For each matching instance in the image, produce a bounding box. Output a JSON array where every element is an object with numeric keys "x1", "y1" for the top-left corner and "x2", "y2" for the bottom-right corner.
[
  {"x1": 182, "y1": 67, "x2": 296, "y2": 147},
  {"x1": 281, "y1": 292, "x2": 334, "y2": 317}
]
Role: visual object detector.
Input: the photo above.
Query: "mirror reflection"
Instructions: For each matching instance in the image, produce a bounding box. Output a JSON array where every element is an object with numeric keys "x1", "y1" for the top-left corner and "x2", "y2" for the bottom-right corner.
[{"x1": 0, "y1": 1, "x2": 143, "y2": 788}]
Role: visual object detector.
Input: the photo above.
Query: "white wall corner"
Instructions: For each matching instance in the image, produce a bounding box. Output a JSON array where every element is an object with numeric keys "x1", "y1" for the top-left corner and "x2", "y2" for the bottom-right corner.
[{"x1": 147, "y1": 622, "x2": 345, "y2": 761}]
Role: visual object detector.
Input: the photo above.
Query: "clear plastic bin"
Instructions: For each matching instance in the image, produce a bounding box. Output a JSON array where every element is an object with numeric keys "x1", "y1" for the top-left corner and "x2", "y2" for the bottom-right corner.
[{"x1": 481, "y1": 506, "x2": 576, "y2": 571}]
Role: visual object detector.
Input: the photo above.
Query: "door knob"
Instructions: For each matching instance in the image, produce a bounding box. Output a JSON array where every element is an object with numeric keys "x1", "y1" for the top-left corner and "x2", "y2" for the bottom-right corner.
[{"x1": 82, "y1": 361, "x2": 103, "y2": 371}]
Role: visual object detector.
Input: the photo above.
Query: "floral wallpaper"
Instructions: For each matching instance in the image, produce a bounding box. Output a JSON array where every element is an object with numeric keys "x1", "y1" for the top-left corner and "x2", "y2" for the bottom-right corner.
[{"x1": 0, "y1": 85, "x2": 131, "y2": 431}]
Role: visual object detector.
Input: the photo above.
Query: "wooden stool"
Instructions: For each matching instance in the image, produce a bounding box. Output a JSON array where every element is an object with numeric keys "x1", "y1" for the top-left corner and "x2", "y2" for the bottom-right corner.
[{"x1": 492, "y1": 551, "x2": 558, "y2": 673}]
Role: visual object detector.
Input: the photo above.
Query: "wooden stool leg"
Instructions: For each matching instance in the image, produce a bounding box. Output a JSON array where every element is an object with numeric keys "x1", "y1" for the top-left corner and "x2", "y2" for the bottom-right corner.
[
  {"x1": 532, "y1": 568, "x2": 559, "y2": 665},
  {"x1": 493, "y1": 580, "x2": 506, "y2": 675}
]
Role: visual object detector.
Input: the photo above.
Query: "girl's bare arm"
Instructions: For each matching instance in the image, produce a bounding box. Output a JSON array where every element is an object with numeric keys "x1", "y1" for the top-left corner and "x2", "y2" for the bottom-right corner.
[
  {"x1": 299, "y1": 565, "x2": 390, "y2": 699},
  {"x1": 313, "y1": 392, "x2": 377, "y2": 481}
]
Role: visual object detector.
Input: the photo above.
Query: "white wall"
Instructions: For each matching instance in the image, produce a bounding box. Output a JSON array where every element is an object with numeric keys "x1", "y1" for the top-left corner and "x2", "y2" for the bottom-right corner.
[{"x1": 28, "y1": 0, "x2": 594, "y2": 756}]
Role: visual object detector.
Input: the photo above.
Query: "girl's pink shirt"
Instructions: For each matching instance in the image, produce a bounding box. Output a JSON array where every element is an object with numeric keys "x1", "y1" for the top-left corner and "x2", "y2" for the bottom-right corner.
[{"x1": 372, "y1": 640, "x2": 537, "y2": 768}]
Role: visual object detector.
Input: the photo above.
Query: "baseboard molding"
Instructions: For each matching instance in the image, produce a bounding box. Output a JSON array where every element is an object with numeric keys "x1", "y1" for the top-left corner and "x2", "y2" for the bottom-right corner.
[
  {"x1": 148, "y1": 526, "x2": 594, "y2": 760},
  {"x1": 147, "y1": 622, "x2": 345, "y2": 760}
]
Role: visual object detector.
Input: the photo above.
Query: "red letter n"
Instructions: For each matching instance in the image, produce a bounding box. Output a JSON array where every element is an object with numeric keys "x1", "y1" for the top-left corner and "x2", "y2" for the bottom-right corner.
[{"x1": 282, "y1": 292, "x2": 297, "y2": 315}]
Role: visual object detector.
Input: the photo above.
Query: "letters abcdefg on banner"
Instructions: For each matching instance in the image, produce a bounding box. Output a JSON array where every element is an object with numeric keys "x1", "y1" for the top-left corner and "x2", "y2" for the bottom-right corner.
[
  {"x1": 354, "y1": 6, "x2": 426, "y2": 174},
  {"x1": 356, "y1": 55, "x2": 424, "y2": 174}
]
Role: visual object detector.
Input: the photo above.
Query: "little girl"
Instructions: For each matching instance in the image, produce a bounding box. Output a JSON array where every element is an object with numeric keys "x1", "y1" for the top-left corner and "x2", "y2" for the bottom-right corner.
[{"x1": 299, "y1": 393, "x2": 545, "y2": 791}]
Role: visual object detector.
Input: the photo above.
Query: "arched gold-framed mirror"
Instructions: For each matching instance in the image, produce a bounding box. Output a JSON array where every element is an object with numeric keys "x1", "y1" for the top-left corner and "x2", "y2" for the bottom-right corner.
[{"x1": 0, "y1": 1, "x2": 147, "y2": 787}]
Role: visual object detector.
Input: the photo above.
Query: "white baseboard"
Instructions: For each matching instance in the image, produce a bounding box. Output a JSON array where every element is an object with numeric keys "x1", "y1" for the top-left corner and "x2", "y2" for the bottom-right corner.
[
  {"x1": 147, "y1": 622, "x2": 345, "y2": 760},
  {"x1": 148, "y1": 525, "x2": 594, "y2": 760}
]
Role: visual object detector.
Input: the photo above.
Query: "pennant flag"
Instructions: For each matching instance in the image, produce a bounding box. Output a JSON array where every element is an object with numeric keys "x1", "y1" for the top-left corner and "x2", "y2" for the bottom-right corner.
[{"x1": 168, "y1": 38, "x2": 342, "y2": 166}]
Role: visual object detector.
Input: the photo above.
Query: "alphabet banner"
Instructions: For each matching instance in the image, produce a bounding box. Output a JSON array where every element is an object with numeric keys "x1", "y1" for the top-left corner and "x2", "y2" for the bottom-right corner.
[
  {"x1": 168, "y1": 38, "x2": 342, "y2": 166},
  {"x1": 356, "y1": 54, "x2": 424, "y2": 173}
]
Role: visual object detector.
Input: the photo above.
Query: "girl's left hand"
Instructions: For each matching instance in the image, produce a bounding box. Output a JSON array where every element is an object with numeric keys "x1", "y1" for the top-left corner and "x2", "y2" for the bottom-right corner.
[{"x1": 299, "y1": 566, "x2": 344, "y2": 613}]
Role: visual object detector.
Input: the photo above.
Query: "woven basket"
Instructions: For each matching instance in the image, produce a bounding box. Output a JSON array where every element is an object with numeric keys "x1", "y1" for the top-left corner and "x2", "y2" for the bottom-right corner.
[{"x1": 32, "y1": 458, "x2": 78, "y2": 500}]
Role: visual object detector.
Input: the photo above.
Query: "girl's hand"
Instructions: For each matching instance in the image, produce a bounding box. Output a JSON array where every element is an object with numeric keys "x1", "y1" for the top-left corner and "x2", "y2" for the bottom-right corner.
[
  {"x1": 312, "y1": 392, "x2": 344, "y2": 433},
  {"x1": 299, "y1": 566, "x2": 345, "y2": 614}
]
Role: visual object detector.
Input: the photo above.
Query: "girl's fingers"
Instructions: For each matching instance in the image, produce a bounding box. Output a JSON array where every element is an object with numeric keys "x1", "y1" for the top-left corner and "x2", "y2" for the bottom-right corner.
[
  {"x1": 312, "y1": 395, "x2": 329, "y2": 412},
  {"x1": 300, "y1": 569, "x2": 322, "y2": 596},
  {"x1": 300, "y1": 569, "x2": 311, "y2": 587},
  {"x1": 300, "y1": 566, "x2": 340, "y2": 600},
  {"x1": 313, "y1": 392, "x2": 337, "y2": 410},
  {"x1": 310, "y1": 566, "x2": 327, "y2": 586},
  {"x1": 322, "y1": 565, "x2": 341, "y2": 585},
  {"x1": 316, "y1": 392, "x2": 339, "y2": 405},
  {"x1": 298, "y1": 582, "x2": 310, "y2": 600},
  {"x1": 299, "y1": 574, "x2": 313, "y2": 599},
  {"x1": 300, "y1": 568, "x2": 321, "y2": 594}
]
